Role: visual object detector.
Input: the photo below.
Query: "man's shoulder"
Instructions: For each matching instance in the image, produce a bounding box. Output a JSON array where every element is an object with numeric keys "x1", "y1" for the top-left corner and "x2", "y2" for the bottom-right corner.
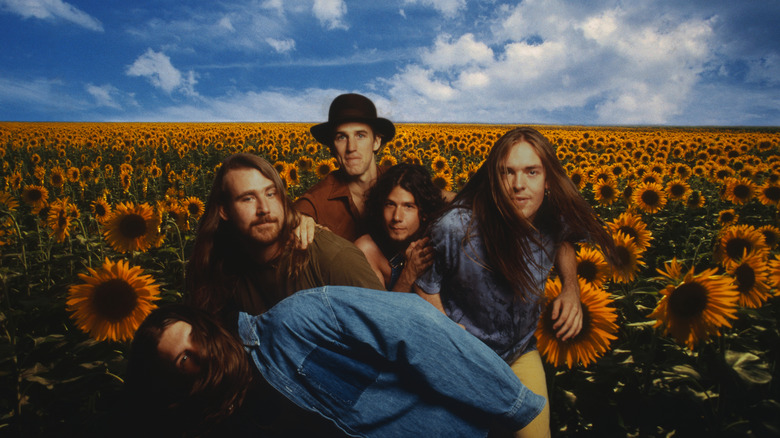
[
  {"x1": 308, "y1": 228, "x2": 359, "y2": 257},
  {"x1": 296, "y1": 171, "x2": 348, "y2": 203}
]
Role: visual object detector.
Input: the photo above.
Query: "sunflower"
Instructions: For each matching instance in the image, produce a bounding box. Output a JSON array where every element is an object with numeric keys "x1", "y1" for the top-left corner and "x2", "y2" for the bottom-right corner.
[
  {"x1": 757, "y1": 183, "x2": 780, "y2": 207},
  {"x1": 666, "y1": 179, "x2": 690, "y2": 201},
  {"x1": 103, "y1": 202, "x2": 163, "y2": 253},
  {"x1": 66, "y1": 167, "x2": 80, "y2": 183},
  {"x1": 714, "y1": 224, "x2": 769, "y2": 268},
  {"x1": 640, "y1": 171, "x2": 663, "y2": 185},
  {"x1": 314, "y1": 158, "x2": 337, "y2": 179},
  {"x1": 768, "y1": 254, "x2": 780, "y2": 289},
  {"x1": 431, "y1": 171, "x2": 453, "y2": 192},
  {"x1": 723, "y1": 177, "x2": 755, "y2": 205},
  {"x1": 47, "y1": 197, "x2": 79, "y2": 243},
  {"x1": 536, "y1": 277, "x2": 618, "y2": 368},
  {"x1": 685, "y1": 190, "x2": 706, "y2": 209},
  {"x1": 120, "y1": 171, "x2": 133, "y2": 192},
  {"x1": 576, "y1": 246, "x2": 610, "y2": 288},
  {"x1": 148, "y1": 164, "x2": 163, "y2": 179},
  {"x1": 632, "y1": 182, "x2": 667, "y2": 214},
  {"x1": 717, "y1": 209, "x2": 739, "y2": 227},
  {"x1": 379, "y1": 155, "x2": 398, "y2": 168},
  {"x1": 8, "y1": 170, "x2": 22, "y2": 190},
  {"x1": 50, "y1": 166, "x2": 66, "y2": 188},
  {"x1": 567, "y1": 168, "x2": 586, "y2": 190},
  {"x1": 0, "y1": 191, "x2": 19, "y2": 212},
  {"x1": 726, "y1": 252, "x2": 772, "y2": 308},
  {"x1": 67, "y1": 258, "x2": 160, "y2": 342},
  {"x1": 21, "y1": 184, "x2": 49, "y2": 212},
  {"x1": 431, "y1": 155, "x2": 450, "y2": 173},
  {"x1": 593, "y1": 180, "x2": 619, "y2": 206},
  {"x1": 162, "y1": 202, "x2": 190, "y2": 232},
  {"x1": 91, "y1": 199, "x2": 112, "y2": 224},
  {"x1": 609, "y1": 232, "x2": 645, "y2": 283},
  {"x1": 648, "y1": 258, "x2": 739, "y2": 350},
  {"x1": 296, "y1": 156, "x2": 314, "y2": 172},
  {"x1": 757, "y1": 225, "x2": 780, "y2": 250},
  {"x1": 606, "y1": 211, "x2": 653, "y2": 253},
  {"x1": 182, "y1": 196, "x2": 205, "y2": 220}
]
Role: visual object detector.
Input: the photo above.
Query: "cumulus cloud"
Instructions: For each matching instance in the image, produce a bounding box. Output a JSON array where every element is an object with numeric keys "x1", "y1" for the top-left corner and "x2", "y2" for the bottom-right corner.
[
  {"x1": 126, "y1": 49, "x2": 198, "y2": 96},
  {"x1": 312, "y1": 0, "x2": 347, "y2": 30},
  {"x1": 404, "y1": 0, "x2": 466, "y2": 19},
  {"x1": 0, "y1": 0, "x2": 103, "y2": 31},
  {"x1": 266, "y1": 37, "x2": 296, "y2": 53},
  {"x1": 384, "y1": 1, "x2": 716, "y2": 124},
  {"x1": 85, "y1": 84, "x2": 122, "y2": 109}
]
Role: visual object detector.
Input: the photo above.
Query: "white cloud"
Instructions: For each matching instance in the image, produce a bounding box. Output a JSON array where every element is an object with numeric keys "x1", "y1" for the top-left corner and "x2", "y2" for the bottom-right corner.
[
  {"x1": 126, "y1": 49, "x2": 198, "y2": 96},
  {"x1": 266, "y1": 37, "x2": 296, "y2": 53},
  {"x1": 0, "y1": 0, "x2": 103, "y2": 31},
  {"x1": 85, "y1": 84, "x2": 121, "y2": 109},
  {"x1": 404, "y1": 0, "x2": 466, "y2": 19},
  {"x1": 421, "y1": 34, "x2": 494, "y2": 69},
  {"x1": 312, "y1": 0, "x2": 347, "y2": 30},
  {"x1": 384, "y1": 1, "x2": 717, "y2": 124}
]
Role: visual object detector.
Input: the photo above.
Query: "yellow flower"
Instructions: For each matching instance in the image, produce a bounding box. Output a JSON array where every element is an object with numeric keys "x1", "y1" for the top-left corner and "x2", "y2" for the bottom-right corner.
[
  {"x1": 757, "y1": 183, "x2": 780, "y2": 207},
  {"x1": 22, "y1": 185, "x2": 49, "y2": 212},
  {"x1": 0, "y1": 191, "x2": 19, "y2": 212},
  {"x1": 67, "y1": 258, "x2": 160, "y2": 342},
  {"x1": 726, "y1": 252, "x2": 772, "y2": 308},
  {"x1": 536, "y1": 277, "x2": 618, "y2": 368},
  {"x1": 315, "y1": 158, "x2": 337, "y2": 179},
  {"x1": 47, "y1": 197, "x2": 79, "y2": 243},
  {"x1": 715, "y1": 224, "x2": 769, "y2": 268},
  {"x1": 768, "y1": 254, "x2": 780, "y2": 289},
  {"x1": 649, "y1": 258, "x2": 739, "y2": 350},
  {"x1": 717, "y1": 209, "x2": 739, "y2": 227},
  {"x1": 722, "y1": 177, "x2": 755, "y2": 205},
  {"x1": 666, "y1": 179, "x2": 690, "y2": 201},
  {"x1": 609, "y1": 232, "x2": 645, "y2": 283},
  {"x1": 575, "y1": 246, "x2": 610, "y2": 288},
  {"x1": 102, "y1": 202, "x2": 163, "y2": 253},
  {"x1": 431, "y1": 171, "x2": 453, "y2": 192},
  {"x1": 606, "y1": 211, "x2": 653, "y2": 253},
  {"x1": 685, "y1": 190, "x2": 706, "y2": 209},
  {"x1": 379, "y1": 155, "x2": 398, "y2": 168},
  {"x1": 50, "y1": 166, "x2": 66, "y2": 188},
  {"x1": 91, "y1": 199, "x2": 112, "y2": 224},
  {"x1": 593, "y1": 180, "x2": 619, "y2": 206},
  {"x1": 66, "y1": 167, "x2": 80, "y2": 184},
  {"x1": 632, "y1": 182, "x2": 667, "y2": 214},
  {"x1": 181, "y1": 196, "x2": 205, "y2": 221}
]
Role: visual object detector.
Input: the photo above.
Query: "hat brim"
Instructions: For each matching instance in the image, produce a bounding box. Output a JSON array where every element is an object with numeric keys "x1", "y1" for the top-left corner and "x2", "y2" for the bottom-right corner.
[{"x1": 311, "y1": 117, "x2": 396, "y2": 146}]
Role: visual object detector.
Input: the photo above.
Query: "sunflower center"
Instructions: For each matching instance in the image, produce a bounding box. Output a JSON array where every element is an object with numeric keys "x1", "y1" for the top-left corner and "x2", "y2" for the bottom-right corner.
[
  {"x1": 641, "y1": 190, "x2": 660, "y2": 206},
  {"x1": 725, "y1": 237, "x2": 752, "y2": 260},
  {"x1": 119, "y1": 213, "x2": 148, "y2": 239},
  {"x1": 733, "y1": 184, "x2": 751, "y2": 199},
  {"x1": 670, "y1": 184, "x2": 685, "y2": 197},
  {"x1": 734, "y1": 264, "x2": 756, "y2": 293},
  {"x1": 614, "y1": 245, "x2": 632, "y2": 268},
  {"x1": 618, "y1": 226, "x2": 639, "y2": 241},
  {"x1": 27, "y1": 189, "x2": 43, "y2": 202},
  {"x1": 668, "y1": 282, "x2": 708, "y2": 319},
  {"x1": 187, "y1": 203, "x2": 200, "y2": 215},
  {"x1": 570, "y1": 306, "x2": 592, "y2": 342},
  {"x1": 764, "y1": 186, "x2": 780, "y2": 202},
  {"x1": 570, "y1": 173, "x2": 582, "y2": 186},
  {"x1": 577, "y1": 260, "x2": 598, "y2": 282},
  {"x1": 92, "y1": 279, "x2": 139, "y2": 322},
  {"x1": 600, "y1": 185, "x2": 615, "y2": 198}
]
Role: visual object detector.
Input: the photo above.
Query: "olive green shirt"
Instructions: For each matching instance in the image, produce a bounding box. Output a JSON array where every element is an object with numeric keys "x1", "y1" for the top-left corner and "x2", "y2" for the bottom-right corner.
[{"x1": 234, "y1": 228, "x2": 385, "y2": 315}]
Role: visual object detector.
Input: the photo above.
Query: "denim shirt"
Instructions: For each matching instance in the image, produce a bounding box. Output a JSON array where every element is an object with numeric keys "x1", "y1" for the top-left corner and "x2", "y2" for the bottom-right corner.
[
  {"x1": 416, "y1": 207, "x2": 556, "y2": 363},
  {"x1": 237, "y1": 286, "x2": 545, "y2": 438}
]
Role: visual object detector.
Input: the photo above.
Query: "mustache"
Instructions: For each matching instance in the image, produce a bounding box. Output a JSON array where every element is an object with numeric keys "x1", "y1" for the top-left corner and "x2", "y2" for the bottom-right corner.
[{"x1": 251, "y1": 216, "x2": 278, "y2": 226}]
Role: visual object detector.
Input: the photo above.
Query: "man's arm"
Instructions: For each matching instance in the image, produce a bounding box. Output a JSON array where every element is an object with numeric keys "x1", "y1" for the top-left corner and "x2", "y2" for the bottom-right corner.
[
  {"x1": 391, "y1": 238, "x2": 434, "y2": 293},
  {"x1": 551, "y1": 241, "x2": 582, "y2": 341}
]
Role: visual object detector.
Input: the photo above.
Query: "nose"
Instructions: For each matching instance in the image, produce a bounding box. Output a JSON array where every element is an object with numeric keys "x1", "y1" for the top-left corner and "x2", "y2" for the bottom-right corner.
[
  {"x1": 393, "y1": 206, "x2": 402, "y2": 222},
  {"x1": 256, "y1": 198, "x2": 270, "y2": 215},
  {"x1": 511, "y1": 173, "x2": 525, "y2": 192}
]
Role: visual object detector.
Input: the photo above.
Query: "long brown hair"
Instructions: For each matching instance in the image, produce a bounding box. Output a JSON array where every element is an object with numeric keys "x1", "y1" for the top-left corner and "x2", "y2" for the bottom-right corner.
[
  {"x1": 453, "y1": 127, "x2": 615, "y2": 298},
  {"x1": 124, "y1": 304, "x2": 253, "y2": 435},
  {"x1": 185, "y1": 153, "x2": 307, "y2": 314}
]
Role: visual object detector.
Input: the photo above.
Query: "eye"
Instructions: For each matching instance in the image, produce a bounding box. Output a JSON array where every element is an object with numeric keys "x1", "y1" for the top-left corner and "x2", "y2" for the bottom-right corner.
[{"x1": 266, "y1": 190, "x2": 277, "y2": 198}]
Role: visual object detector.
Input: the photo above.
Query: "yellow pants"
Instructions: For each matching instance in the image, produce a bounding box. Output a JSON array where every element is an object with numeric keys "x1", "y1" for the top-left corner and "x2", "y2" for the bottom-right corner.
[{"x1": 509, "y1": 350, "x2": 550, "y2": 438}]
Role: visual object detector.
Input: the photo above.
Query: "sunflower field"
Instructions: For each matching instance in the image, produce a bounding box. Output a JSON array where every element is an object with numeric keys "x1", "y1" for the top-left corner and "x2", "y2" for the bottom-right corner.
[{"x1": 0, "y1": 122, "x2": 778, "y2": 436}]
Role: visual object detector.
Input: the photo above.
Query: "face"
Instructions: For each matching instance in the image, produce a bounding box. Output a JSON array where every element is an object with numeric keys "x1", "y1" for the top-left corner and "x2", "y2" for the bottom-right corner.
[
  {"x1": 383, "y1": 185, "x2": 421, "y2": 243},
  {"x1": 219, "y1": 167, "x2": 285, "y2": 248},
  {"x1": 501, "y1": 141, "x2": 547, "y2": 221},
  {"x1": 158, "y1": 321, "x2": 202, "y2": 376},
  {"x1": 332, "y1": 122, "x2": 381, "y2": 177}
]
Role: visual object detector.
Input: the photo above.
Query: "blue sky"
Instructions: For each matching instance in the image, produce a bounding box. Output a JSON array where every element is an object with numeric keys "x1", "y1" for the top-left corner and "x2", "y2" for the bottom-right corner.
[{"x1": 1, "y1": 0, "x2": 778, "y2": 125}]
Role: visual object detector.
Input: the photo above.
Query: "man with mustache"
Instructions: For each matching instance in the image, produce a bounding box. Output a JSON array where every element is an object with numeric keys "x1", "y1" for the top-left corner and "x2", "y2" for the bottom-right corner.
[{"x1": 185, "y1": 153, "x2": 384, "y2": 319}]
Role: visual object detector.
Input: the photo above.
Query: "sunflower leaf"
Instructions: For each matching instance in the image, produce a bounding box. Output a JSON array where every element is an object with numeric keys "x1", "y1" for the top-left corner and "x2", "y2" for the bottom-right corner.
[{"x1": 725, "y1": 350, "x2": 772, "y2": 385}]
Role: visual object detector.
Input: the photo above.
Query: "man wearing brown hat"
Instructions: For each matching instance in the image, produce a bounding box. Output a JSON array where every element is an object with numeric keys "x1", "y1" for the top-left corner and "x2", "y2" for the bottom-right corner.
[{"x1": 295, "y1": 93, "x2": 397, "y2": 241}]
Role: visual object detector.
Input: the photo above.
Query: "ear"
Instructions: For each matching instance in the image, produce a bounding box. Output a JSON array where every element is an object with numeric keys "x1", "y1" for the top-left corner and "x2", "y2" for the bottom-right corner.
[
  {"x1": 219, "y1": 205, "x2": 229, "y2": 221},
  {"x1": 372, "y1": 135, "x2": 382, "y2": 152}
]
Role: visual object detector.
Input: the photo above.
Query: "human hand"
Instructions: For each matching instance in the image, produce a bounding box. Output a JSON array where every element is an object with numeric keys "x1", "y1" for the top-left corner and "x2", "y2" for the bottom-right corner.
[
  {"x1": 403, "y1": 237, "x2": 434, "y2": 279},
  {"x1": 551, "y1": 279, "x2": 582, "y2": 341},
  {"x1": 294, "y1": 215, "x2": 317, "y2": 250}
]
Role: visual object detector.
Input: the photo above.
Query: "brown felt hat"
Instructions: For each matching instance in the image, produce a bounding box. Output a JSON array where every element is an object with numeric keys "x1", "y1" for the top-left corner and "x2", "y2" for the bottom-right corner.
[{"x1": 310, "y1": 93, "x2": 396, "y2": 146}]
